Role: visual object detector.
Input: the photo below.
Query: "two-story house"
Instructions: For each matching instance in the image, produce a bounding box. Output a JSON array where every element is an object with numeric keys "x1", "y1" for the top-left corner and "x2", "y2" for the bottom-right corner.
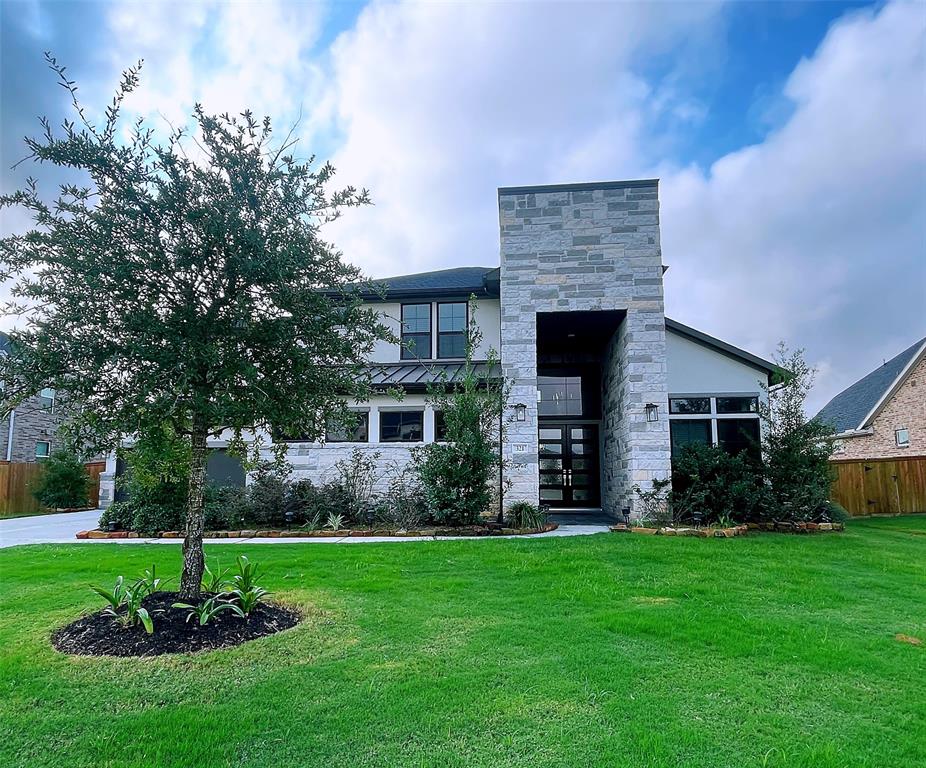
[
  {"x1": 0, "y1": 331, "x2": 65, "y2": 463},
  {"x1": 99, "y1": 178, "x2": 777, "y2": 518}
]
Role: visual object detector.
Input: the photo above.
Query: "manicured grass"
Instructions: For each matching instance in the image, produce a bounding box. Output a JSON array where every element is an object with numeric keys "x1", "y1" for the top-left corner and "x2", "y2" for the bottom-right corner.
[{"x1": 1, "y1": 518, "x2": 924, "y2": 768}]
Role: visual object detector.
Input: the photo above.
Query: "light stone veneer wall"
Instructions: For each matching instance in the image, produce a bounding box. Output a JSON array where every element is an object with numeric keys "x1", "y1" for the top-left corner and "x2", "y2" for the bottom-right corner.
[{"x1": 498, "y1": 180, "x2": 671, "y2": 515}]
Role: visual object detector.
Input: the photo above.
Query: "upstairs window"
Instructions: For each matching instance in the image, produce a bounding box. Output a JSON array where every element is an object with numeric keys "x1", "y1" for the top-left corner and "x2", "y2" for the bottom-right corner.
[
  {"x1": 895, "y1": 428, "x2": 910, "y2": 447},
  {"x1": 437, "y1": 302, "x2": 467, "y2": 358},
  {"x1": 35, "y1": 441, "x2": 51, "y2": 459},
  {"x1": 38, "y1": 387, "x2": 56, "y2": 412},
  {"x1": 401, "y1": 304, "x2": 431, "y2": 360}
]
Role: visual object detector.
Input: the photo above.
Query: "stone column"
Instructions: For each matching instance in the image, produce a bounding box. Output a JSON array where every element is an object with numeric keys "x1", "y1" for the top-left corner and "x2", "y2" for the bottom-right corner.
[{"x1": 497, "y1": 180, "x2": 671, "y2": 514}]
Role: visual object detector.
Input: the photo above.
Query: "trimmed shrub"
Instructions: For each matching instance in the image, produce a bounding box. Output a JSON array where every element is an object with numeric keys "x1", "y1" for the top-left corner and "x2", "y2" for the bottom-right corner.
[
  {"x1": 98, "y1": 501, "x2": 132, "y2": 531},
  {"x1": 131, "y1": 501, "x2": 182, "y2": 536},
  {"x1": 670, "y1": 443, "x2": 765, "y2": 524},
  {"x1": 204, "y1": 485, "x2": 249, "y2": 530},
  {"x1": 32, "y1": 450, "x2": 90, "y2": 509},
  {"x1": 246, "y1": 467, "x2": 289, "y2": 528}
]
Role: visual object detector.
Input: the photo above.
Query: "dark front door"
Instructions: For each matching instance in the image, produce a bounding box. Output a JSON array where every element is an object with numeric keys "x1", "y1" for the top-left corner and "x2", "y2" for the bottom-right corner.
[{"x1": 538, "y1": 423, "x2": 600, "y2": 507}]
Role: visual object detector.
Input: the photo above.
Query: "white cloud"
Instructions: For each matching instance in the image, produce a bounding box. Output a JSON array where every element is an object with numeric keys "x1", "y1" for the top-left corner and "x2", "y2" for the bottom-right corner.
[
  {"x1": 660, "y1": 0, "x2": 926, "y2": 411},
  {"x1": 321, "y1": 0, "x2": 724, "y2": 276},
  {"x1": 96, "y1": 1, "x2": 327, "y2": 138},
  {"x1": 4, "y1": 0, "x2": 922, "y2": 413}
]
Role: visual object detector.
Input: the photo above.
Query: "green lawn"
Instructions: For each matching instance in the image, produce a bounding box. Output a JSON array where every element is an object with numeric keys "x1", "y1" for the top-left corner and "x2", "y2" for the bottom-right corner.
[{"x1": 1, "y1": 518, "x2": 924, "y2": 768}]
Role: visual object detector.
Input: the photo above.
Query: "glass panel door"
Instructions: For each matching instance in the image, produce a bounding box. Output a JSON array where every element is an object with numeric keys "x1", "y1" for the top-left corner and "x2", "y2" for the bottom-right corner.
[
  {"x1": 565, "y1": 423, "x2": 599, "y2": 506},
  {"x1": 539, "y1": 424, "x2": 567, "y2": 502},
  {"x1": 537, "y1": 422, "x2": 600, "y2": 507}
]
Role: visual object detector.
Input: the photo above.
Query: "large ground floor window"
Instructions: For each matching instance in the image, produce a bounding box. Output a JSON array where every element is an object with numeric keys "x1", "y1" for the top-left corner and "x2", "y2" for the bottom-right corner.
[{"x1": 669, "y1": 395, "x2": 761, "y2": 460}]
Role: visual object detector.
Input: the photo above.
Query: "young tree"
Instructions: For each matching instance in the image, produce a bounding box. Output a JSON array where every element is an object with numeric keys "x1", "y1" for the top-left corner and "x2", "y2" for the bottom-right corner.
[
  {"x1": 0, "y1": 56, "x2": 391, "y2": 597},
  {"x1": 760, "y1": 343, "x2": 836, "y2": 521},
  {"x1": 416, "y1": 297, "x2": 506, "y2": 526}
]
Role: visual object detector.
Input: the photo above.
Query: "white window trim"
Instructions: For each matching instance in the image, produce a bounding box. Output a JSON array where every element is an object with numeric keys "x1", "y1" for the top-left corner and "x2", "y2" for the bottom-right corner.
[
  {"x1": 895, "y1": 427, "x2": 910, "y2": 448},
  {"x1": 35, "y1": 440, "x2": 51, "y2": 458}
]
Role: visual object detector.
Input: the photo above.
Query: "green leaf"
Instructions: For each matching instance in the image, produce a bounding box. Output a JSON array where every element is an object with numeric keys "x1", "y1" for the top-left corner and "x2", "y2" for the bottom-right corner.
[{"x1": 136, "y1": 608, "x2": 154, "y2": 635}]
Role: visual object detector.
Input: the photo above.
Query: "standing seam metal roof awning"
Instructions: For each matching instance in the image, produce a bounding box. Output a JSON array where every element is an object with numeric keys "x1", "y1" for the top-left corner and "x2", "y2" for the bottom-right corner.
[{"x1": 369, "y1": 361, "x2": 501, "y2": 390}]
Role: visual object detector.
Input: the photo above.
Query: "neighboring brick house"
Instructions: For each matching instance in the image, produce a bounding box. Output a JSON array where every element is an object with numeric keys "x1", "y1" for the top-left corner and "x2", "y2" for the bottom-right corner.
[
  {"x1": 0, "y1": 332, "x2": 65, "y2": 463},
  {"x1": 817, "y1": 336, "x2": 926, "y2": 460},
  {"x1": 100, "y1": 178, "x2": 779, "y2": 519}
]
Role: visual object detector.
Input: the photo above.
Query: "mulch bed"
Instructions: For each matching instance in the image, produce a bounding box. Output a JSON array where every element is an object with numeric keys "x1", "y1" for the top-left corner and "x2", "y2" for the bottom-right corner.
[
  {"x1": 77, "y1": 522, "x2": 559, "y2": 539},
  {"x1": 51, "y1": 591, "x2": 300, "y2": 658}
]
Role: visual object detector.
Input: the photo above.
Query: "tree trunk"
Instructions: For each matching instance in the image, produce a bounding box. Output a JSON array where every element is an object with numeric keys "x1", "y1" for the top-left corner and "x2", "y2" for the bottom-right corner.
[{"x1": 179, "y1": 419, "x2": 208, "y2": 600}]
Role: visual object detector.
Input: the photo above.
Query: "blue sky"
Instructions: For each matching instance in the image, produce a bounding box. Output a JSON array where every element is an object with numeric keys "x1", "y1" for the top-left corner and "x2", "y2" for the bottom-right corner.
[{"x1": 1, "y1": 0, "x2": 924, "y2": 412}]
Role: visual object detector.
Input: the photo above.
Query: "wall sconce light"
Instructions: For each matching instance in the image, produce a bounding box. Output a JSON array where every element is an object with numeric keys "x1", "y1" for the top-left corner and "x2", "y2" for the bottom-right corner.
[
  {"x1": 514, "y1": 403, "x2": 527, "y2": 422},
  {"x1": 645, "y1": 403, "x2": 659, "y2": 422}
]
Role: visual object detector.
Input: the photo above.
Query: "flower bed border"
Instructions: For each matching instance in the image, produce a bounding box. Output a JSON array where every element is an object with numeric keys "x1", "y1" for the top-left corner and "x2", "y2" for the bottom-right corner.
[
  {"x1": 609, "y1": 521, "x2": 844, "y2": 537},
  {"x1": 76, "y1": 522, "x2": 559, "y2": 540}
]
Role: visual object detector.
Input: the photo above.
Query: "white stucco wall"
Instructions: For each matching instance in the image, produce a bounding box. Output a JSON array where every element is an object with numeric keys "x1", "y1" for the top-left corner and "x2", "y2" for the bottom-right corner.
[
  {"x1": 369, "y1": 298, "x2": 501, "y2": 363},
  {"x1": 666, "y1": 330, "x2": 768, "y2": 397}
]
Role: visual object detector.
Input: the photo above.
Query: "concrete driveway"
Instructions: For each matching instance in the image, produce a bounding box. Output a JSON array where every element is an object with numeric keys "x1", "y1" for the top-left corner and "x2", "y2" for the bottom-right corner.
[
  {"x1": 0, "y1": 509, "x2": 609, "y2": 548},
  {"x1": 0, "y1": 509, "x2": 102, "y2": 548}
]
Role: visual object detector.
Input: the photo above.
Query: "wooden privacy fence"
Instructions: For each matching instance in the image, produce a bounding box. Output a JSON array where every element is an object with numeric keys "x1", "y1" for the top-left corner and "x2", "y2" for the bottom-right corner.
[
  {"x1": 0, "y1": 462, "x2": 46, "y2": 516},
  {"x1": 830, "y1": 456, "x2": 926, "y2": 516},
  {"x1": 0, "y1": 460, "x2": 106, "y2": 516}
]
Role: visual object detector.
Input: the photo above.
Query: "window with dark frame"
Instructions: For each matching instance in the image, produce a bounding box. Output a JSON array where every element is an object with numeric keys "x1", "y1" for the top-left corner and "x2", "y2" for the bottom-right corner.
[
  {"x1": 716, "y1": 419, "x2": 761, "y2": 459},
  {"x1": 538, "y1": 375, "x2": 583, "y2": 417},
  {"x1": 716, "y1": 396, "x2": 759, "y2": 414},
  {"x1": 437, "y1": 302, "x2": 467, "y2": 358},
  {"x1": 434, "y1": 410, "x2": 448, "y2": 441},
  {"x1": 401, "y1": 303, "x2": 431, "y2": 360},
  {"x1": 379, "y1": 410, "x2": 424, "y2": 442},
  {"x1": 669, "y1": 397, "x2": 710, "y2": 414},
  {"x1": 670, "y1": 419, "x2": 712, "y2": 457},
  {"x1": 325, "y1": 412, "x2": 369, "y2": 443}
]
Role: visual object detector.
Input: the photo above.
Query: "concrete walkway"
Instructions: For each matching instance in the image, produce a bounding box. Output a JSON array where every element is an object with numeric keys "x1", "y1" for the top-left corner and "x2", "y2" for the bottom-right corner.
[{"x1": 0, "y1": 509, "x2": 609, "y2": 549}]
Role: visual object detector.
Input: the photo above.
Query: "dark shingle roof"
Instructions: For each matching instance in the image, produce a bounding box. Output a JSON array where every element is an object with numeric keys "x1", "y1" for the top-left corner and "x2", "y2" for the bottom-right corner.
[
  {"x1": 0, "y1": 331, "x2": 10, "y2": 355},
  {"x1": 370, "y1": 361, "x2": 501, "y2": 392},
  {"x1": 363, "y1": 267, "x2": 500, "y2": 299},
  {"x1": 816, "y1": 337, "x2": 926, "y2": 433}
]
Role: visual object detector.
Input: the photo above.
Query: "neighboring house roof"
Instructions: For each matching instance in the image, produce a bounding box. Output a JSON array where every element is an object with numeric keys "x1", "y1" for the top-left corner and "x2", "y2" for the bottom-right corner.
[
  {"x1": 370, "y1": 361, "x2": 501, "y2": 392},
  {"x1": 0, "y1": 331, "x2": 11, "y2": 355},
  {"x1": 816, "y1": 336, "x2": 926, "y2": 434}
]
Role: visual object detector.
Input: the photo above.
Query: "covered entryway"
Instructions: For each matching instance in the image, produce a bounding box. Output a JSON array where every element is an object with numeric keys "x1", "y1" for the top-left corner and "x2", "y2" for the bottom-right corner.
[{"x1": 536, "y1": 310, "x2": 624, "y2": 514}]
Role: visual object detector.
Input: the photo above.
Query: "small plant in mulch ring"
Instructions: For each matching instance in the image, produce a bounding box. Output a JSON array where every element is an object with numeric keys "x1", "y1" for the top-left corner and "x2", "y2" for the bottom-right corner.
[
  {"x1": 201, "y1": 561, "x2": 230, "y2": 593},
  {"x1": 54, "y1": 558, "x2": 298, "y2": 657},
  {"x1": 172, "y1": 595, "x2": 244, "y2": 626},
  {"x1": 90, "y1": 576, "x2": 155, "y2": 634}
]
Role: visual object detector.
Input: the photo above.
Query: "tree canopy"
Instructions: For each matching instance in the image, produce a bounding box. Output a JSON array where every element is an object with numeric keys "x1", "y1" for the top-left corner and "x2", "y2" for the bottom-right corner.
[{"x1": 0, "y1": 55, "x2": 392, "y2": 595}]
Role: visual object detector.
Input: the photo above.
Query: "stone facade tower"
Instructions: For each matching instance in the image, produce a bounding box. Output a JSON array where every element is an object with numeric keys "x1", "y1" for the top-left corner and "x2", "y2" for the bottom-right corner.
[{"x1": 498, "y1": 180, "x2": 671, "y2": 516}]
